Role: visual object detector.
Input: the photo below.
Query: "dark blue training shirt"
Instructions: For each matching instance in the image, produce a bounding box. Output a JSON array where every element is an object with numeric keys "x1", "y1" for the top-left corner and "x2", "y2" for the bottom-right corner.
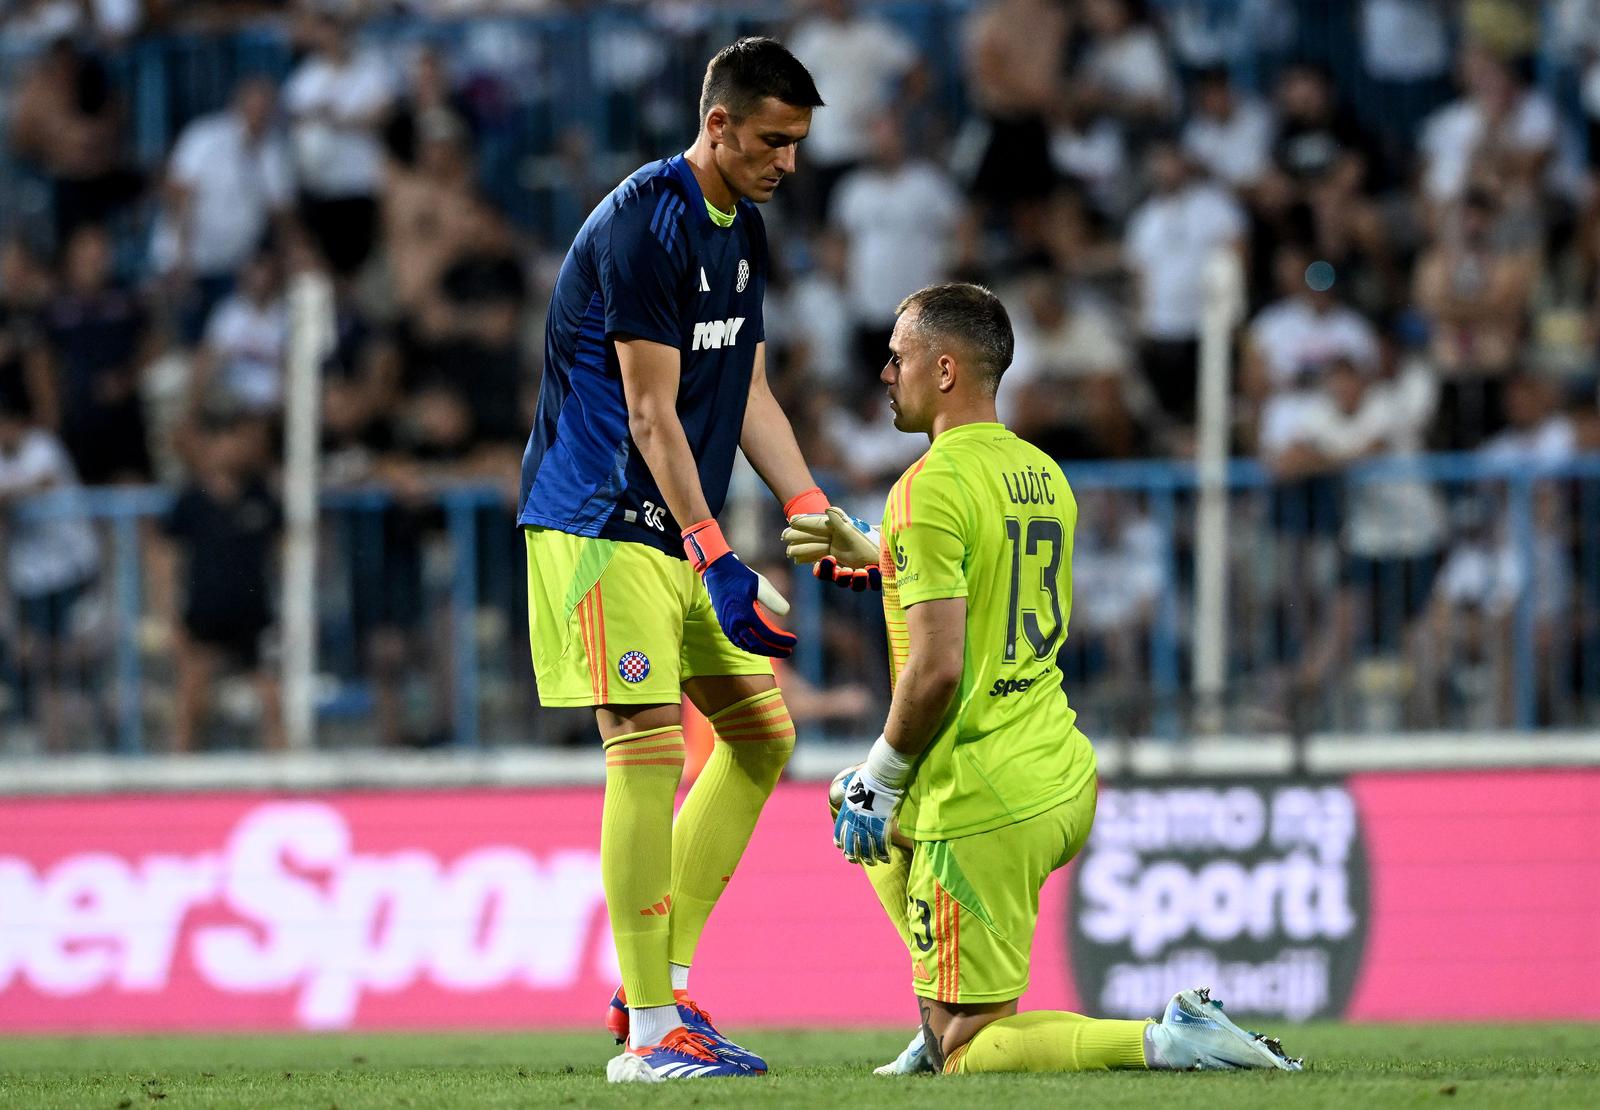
[{"x1": 518, "y1": 154, "x2": 768, "y2": 558}]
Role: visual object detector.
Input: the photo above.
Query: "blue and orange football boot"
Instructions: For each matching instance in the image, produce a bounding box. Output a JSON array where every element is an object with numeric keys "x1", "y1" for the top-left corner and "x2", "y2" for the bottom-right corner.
[
  {"x1": 605, "y1": 1026, "x2": 749, "y2": 1082},
  {"x1": 606, "y1": 986, "x2": 768, "y2": 1073}
]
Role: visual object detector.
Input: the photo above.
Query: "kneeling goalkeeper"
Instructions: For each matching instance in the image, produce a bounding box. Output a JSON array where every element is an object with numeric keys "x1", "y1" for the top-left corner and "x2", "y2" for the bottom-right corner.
[{"x1": 786, "y1": 283, "x2": 1304, "y2": 1076}]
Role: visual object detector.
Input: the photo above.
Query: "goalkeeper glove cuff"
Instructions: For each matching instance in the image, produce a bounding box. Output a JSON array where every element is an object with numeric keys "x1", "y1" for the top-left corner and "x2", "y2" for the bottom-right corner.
[
  {"x1": 783, "y1": 486, "x2": 830, "y2": 520},
  {"x1": 682, "y1": 517, "x2": 732, "y2": 570},
  {"x1": 682, "y1": 518, "x2": 796, "y2": 658},
  {"x1": 863, "y1": 733, "x2": 913, "y2": 792}
]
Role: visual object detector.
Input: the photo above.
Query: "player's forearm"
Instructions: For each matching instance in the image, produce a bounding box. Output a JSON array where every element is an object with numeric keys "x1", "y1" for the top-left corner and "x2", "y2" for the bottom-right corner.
[
  {"x1": 740, "y1": 365, "x2": 818, "y2": 507},
  {"x1": 628, "y1": 408, "x2": 713, "y2": 526},
  {"x1": 881, "y1": 657, "x2": 960, "y2": 761}
]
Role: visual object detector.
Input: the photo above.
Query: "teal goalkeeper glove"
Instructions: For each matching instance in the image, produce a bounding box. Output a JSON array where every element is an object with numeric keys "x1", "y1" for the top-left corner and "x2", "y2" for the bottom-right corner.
[
  {"x1": 831, "y1": 736, "x2": 913, "y2": 866},
  {"x1": 833, "y1": 769, "x2": 900, "y2": 865},
  {"x1": 782, "y1": 506, "x2": 882, "y2": 591}
]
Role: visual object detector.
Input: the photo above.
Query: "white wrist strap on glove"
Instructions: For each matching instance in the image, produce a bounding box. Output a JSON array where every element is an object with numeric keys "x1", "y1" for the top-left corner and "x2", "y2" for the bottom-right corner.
[{"x1": 862, "y1": 733, "x2": 912, "y2": 793}]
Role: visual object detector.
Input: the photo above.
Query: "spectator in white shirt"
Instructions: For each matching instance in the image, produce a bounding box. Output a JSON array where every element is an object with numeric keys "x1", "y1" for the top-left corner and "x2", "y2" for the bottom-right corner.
[
  {"x1": 186, "y1": 248, "x2": 287, "y2": 422},
  {"x1": 1361, "y1": 0, "x2": 1451, "y2": 84},
  {"x1": 769, "y1": 230, "x2": 855, "y2": 388},
  {"x1": 151, "y1": 77, "x2": 292, "y2": 344},
  {"x1": 1182, "y1": 66, "x2": 1275, "y2": 191},
  {"x1": 1049, "y1": 90, "x2": 1131, "y2": 219},
  {"x1": 1264, "y1": 355, "x2": 1445, "y2": 711},
  {"x1": 0, "y1": 402, "x2": 101, "y2": 753},
  {"x1": 822, "y1": 387, "x2": 926, "y2": 504},
  {"x1": 1162, "y1": 0, "x2": 1295, "y2": 71},
  {"x1": 1000, "y1": 264, "x2": 1139, "y2": 458},
  {"x1": 1479, "y1": 374, "x2": 1579, "y2": 467},
  {"x1": 1244, "y1": 243, "x2": 1381, "y2": 447},
  {"x1": 1419, "y1": 42, "x2": 1559, "y2": 213},
  {"x1": 283, "y1": 10, "x2": 394, "y2": 276},
  {"x1": 1075, "y1": 0, "x2": 1180, "y2": 127},
  {"x1": 1419, "y1": 481, "x2": 1573, "y2": 728},
  {"x1": 787, "y1": 0, "x2": 922, "y2": 223},
  {"x1": 1123, "y1": 138, "x2": 1246, "y2": 443},
  {"x1": 831, "y1": 115, "x2": 973, "y2": 372}
]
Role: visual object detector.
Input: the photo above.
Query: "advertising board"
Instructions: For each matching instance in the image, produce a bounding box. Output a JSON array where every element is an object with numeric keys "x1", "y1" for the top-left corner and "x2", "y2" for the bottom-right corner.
[{"x1": 1, "y1": 769, "x2": 1594, "y2": 1031}]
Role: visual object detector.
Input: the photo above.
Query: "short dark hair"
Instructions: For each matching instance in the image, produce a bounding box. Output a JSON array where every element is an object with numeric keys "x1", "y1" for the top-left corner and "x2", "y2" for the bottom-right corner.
[
  {"x1": 699, "y1": 38, "x2": 823, "y2": 124},
  {"x1": 896, "y1": 283, "x2": 1014, "y2": 396}
]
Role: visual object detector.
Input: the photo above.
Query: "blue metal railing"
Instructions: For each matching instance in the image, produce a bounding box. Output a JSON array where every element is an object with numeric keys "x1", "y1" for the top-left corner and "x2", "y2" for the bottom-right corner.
[
  {"x1": 14, "y1": 484, "x2": 510, "y2": 753},
  {"x1": 11, "y1": 451, "x2": 1600, "y2": 752},
  {"x1": 1056, "y1": 452, "x2": 1600, "y2": 735}
]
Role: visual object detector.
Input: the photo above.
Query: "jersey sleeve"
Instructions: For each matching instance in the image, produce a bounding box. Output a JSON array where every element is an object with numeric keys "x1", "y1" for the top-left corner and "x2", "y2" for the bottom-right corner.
[
  {"x1": 889, "y1": 462, "x2": 971, "y2": 607},
  {"x1": 597, "y1": 189, "x2": 686, "y2": 348},
  {"x1": 748, "y1": 204, "x2": 768, "y2": 343}
]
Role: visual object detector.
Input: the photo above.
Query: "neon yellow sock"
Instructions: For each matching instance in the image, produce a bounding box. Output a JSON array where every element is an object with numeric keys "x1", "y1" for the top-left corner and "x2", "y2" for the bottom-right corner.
[
  {"x1": 945, "y1": 1011, "x2": 1150, "y2": 1073},
  {"x1": 862, "y1": 840, "x2": 915, "y2": 951},
  {"x1": 666, "y1": 689, "x2": 793, "y2": 967},
  {"x1": 602, "y1": 725, "x2": 684, "y2": 1008}
]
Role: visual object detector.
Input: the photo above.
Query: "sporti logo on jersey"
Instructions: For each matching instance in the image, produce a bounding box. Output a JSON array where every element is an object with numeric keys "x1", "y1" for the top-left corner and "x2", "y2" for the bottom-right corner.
[{"x1": 691, "y1": 317, "x2": 745, "y2": 351}]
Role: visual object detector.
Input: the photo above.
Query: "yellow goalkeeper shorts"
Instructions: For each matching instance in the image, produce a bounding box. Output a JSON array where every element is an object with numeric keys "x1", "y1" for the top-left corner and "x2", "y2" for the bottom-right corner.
[
  {"x1": 524, "y1": 526, "x2": 771, "y2": 707},
  {"x1": 905, "y1": 778, "x2": 1098, "y2": 1004}
]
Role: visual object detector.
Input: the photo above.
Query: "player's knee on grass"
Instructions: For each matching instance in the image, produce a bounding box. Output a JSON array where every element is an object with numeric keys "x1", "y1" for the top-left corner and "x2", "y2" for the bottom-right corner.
[{"x1": 924, "y1": 998, "x2": 1016, "y2": 1064}]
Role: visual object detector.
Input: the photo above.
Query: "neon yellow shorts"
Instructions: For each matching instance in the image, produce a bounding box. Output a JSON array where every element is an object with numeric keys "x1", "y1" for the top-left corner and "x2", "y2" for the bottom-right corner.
[
  {"x1": 904, "y1": 779, "x2": 1098, "y2": 1004},
  {"x1": 524, "y1": 526, "x2": 772, "y2": 707}
]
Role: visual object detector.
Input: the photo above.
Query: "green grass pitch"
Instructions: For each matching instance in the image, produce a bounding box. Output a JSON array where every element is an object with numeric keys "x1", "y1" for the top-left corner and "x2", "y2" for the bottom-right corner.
[{"x1": 2, "y1": 1023, "x2": 1598, "y2": 1108}]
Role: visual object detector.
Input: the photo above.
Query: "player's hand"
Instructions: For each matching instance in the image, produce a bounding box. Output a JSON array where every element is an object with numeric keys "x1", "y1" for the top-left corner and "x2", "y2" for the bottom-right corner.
[
  {"x1": 782, "y1": 507, "x2": 882, "y2": 591},
  {"x1": 833, "y1": 769, "x2": 901, "y2": 865},
  {"x1": 683, "y1": 518, "x2": 796, "y2": 658}
]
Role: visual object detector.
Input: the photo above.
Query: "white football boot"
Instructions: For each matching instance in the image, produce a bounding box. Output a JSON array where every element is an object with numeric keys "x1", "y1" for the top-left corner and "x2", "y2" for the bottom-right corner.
[
  {"x1": 1148, "y1": 988, "x2": 1304, "y2": 1071},
  {"x1": 873, "y1": 1029, "x2": 935, "y2": 1075}
]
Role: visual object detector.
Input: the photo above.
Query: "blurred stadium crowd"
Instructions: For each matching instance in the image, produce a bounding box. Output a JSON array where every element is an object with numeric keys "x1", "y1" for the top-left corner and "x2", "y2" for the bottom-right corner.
[{"x1": 1, "y1": 0, "x2": 1599, "y2": 754}]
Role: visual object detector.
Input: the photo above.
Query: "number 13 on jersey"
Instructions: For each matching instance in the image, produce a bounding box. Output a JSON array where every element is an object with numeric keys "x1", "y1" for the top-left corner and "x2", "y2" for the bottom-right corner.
[{"x1": 1003, "y1": 516, "x2": 1065, "y2": 663}]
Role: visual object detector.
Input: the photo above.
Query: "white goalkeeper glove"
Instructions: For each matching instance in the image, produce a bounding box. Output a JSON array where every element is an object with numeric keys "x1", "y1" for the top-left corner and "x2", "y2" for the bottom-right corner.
[
  {"x1": 782, "y1": 506, "x2": 883, "y2": 591},
  {"x1": 832, "y1": 736, "x2": 912, "y2": 865}
]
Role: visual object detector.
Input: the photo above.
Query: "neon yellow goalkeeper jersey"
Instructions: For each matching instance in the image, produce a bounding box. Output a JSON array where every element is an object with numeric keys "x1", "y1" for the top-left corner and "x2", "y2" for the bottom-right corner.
[{"x1": 880, "y1": 422, "x2": 1096, "y2": 841}]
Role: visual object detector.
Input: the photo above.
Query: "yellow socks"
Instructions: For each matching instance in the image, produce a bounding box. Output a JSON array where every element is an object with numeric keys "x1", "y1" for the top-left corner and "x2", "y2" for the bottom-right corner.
[
  {"x1": 601, "y1": 725, "x2": 684, "y2": 1008},
  {"x1": 945, "y1": 1011, "x2": 1150, "y2": 1074},
  {"x1": 667, "y1": 689, "x2": 794, "y2": 967},
  {"x1": 603, "y1": 693, "x2": 795, "y2": 1003},
  {"x1": 862, "y1": 840, "x2": 915, "y2": 951}
]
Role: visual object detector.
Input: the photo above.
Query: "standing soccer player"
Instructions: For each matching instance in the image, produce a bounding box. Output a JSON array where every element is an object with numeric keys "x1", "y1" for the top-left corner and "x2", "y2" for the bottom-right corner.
[
  {"x1": 519, "y1": 40, "x2": 843, "y2": 1082},
  {"x1": 786, "y1": 284, "x2": 1304, "y2": 1076}
]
